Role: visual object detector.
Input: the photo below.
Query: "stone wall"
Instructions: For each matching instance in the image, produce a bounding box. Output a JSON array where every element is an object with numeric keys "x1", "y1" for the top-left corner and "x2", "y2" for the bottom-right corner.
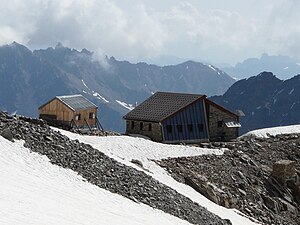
[
  {"x1": 208, "y1": 104, "x2": 239, "y2": 141},
  {"x1": 125, "y1": 120, "x2": 163, "y2": 142}
]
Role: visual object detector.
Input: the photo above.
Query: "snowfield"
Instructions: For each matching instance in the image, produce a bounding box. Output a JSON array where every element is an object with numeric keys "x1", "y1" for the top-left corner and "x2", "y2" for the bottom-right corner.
[
  {"x1": 54, "y1": 128, "x2": 258, "y2": 225},
  {"x1": 0, "y1": 136, "x2": 192, "y2": 225},
  {"x1": 242, "y1": 124, "x2": 300, "y2": 138}
]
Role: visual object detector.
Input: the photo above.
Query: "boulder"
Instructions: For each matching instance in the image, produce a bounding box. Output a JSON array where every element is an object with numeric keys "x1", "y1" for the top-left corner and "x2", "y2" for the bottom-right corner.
[
  {"x1": 271, "y1": 160, "x2": 296, "y2": 185},
  {"x1": 0, "y1": 128, "x2": 13, "y2": 141}
]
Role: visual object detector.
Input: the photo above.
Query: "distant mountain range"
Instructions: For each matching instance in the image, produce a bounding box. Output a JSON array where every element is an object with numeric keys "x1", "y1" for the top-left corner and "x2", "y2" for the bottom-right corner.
[
  {"x1": 0, "y1": 42, "x2": 235, "y2": 132},
  {"x1": 211, "y1": 72, "x2": 300, "y2": 134},
  {"x1": 222, "y1": 53, "x2": 300, "y2": 80}
]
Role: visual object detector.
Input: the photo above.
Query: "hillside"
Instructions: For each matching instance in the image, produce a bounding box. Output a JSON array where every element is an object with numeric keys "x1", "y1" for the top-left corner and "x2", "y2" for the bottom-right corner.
[
  {"x1": 0, "y1": 42, "x2": 235, "y2": 132},
  {"x1": 210, "y1": 72, "x2": 300, "y2": 134},
  {"x1": 0, "y1": 136, "x2": 192, "y2": 225},
  {"x1": 0, "y1": 111, "x2": 256, "y2": 225},
  {"x1": 2, "y1": 110, "x2": 300, "y2": 224},
  {"x1": 158, "y1": 127, "x2": 300, "y2": 225}
]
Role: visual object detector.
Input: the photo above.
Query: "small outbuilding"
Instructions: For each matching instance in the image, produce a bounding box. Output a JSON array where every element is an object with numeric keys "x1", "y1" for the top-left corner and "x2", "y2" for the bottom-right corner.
[
  {"x1": 39, "y1": 94, "x2": 101, "y2": 130},
  {"x1": 123, "y1": 92, "x2": 241, "y2": 143}
]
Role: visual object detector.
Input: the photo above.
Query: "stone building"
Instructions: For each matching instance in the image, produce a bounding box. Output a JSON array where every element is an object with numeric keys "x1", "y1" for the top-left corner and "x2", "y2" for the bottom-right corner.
[
  {"x1": 123, "y1": 92, "x2": 241, "y2": 143},
  {"x1": 39, "y1": 94, "x2": 101, "y2": 130}
]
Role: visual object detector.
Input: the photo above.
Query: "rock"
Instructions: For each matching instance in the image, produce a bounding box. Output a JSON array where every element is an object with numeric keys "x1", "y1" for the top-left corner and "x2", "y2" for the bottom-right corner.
[
  {"x1": 131, "y1": 159, "x2": 143, "y2": 168},
  {"x1": 0, "y1": 128, "x2": 13, "y2": 141},
  {"x1": 271, "y1": 160, "x2": 296, "y2": 185},
  {"x1": 277, "y1": 198, "x2": 298, "y2": 214},
  {"x1": 262, "y1": 195, "x2": 279, "y2": 212},
  {"x1": 238, "y1": 188, "x2": 247, "y2": 196}
]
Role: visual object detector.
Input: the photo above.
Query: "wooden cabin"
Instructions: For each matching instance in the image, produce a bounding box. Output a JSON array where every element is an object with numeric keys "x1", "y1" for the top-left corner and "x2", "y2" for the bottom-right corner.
[
  {"x1": 123, "y1": 92, "x2": 241, "y2": 143},
  {"x1": 38, "y1": 94, "x2": 99, "y2": 129}
]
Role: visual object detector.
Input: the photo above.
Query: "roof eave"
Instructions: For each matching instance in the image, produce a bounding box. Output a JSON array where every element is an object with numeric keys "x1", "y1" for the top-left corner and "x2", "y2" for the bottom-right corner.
[{"x1": 205, "y1": 98, "x2": 239, "y2": 118}]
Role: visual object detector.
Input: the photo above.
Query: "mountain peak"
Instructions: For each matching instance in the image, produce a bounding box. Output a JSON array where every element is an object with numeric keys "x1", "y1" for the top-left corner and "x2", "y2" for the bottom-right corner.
[
  {"x1": 55, "y1": 42, "x2": 65, "y2": 49},
  {"x1": 81, "y1": 48, "x2": 92, "y2": 56}
]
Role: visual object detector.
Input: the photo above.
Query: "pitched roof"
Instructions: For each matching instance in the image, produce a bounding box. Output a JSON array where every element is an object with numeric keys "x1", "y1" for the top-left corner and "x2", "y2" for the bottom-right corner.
[
  {"x1": 39, "y1": 94, "x2": 97, "y2": 111},
  {"x1": 123, "y1": 92, "x2": 204, "y2": 122}
]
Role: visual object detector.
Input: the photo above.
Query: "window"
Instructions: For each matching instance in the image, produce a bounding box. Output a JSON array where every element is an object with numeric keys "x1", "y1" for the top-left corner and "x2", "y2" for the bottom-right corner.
[
  {"x1": 75, "y1": 114, "x2": 81, "y2": 121},
  {"x1": 166, "y1": 125, "x2": 172, "y2": 133},
  {"x1": 187, "y1": 124, "x2": 193, "y2": 133},
  {"x1": 198, "y1": 124, "x2": 204, "y2": 132},
  {"x1": 177, "y1": 124, "x2": 183, "y2": 133},
  {"x1": 218, "y1": 121, "x2": 223, "y2": 128},
  {"x1": 149, "y1": 123, "x2": 152, "y2": 131},
  {"x1": 140, "y1": 122, "x2": 143, "y2": 130},
  {"x1": 131, "y1": 121, "x2": 135, "y2": 129},
  {"x1": 89, "y1": 112, "x2": 95, "y2": 119}
]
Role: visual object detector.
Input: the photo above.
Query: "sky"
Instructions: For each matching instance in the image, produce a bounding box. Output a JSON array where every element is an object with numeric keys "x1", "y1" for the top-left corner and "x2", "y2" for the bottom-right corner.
[{"x1": 1, "y1": 0, "x2": 300, "y2": 65}]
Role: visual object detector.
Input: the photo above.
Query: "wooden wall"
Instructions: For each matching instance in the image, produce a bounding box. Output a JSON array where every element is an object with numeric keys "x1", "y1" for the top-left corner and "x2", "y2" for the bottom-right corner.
[
  {"x1": 73, "y1": 108, "x2": 97, "y2": 128},
  {"x1": 39, "y1": 98, "x2": 97, "y2": 128}
]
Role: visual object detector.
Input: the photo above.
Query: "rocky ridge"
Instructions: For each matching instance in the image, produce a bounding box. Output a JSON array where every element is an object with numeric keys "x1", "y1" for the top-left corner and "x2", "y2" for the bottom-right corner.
[
  {"x1": 157, "y1": 134, "x2": 300, "y2": 224},
  {"x1": 0, "y1": 111, "x2": 230, "y2": 225}
]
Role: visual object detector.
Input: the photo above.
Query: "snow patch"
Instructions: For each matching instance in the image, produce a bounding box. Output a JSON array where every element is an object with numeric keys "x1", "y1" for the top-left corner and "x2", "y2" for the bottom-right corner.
[
  {"x1": 0, "y1": 137, "x2": 191, "y2": 225},
  {"x1": 116, "y1": 100, "x2": 135, "y2": 110},
  {"x1": 93, "y1": 92, "x2": 109, "y2": 103},
  {"x1": 81, "y1": 79, "x2": 109, "y2": 103},
  {"x1": 291, "y1": 102, "x2": 296, "y2": 109},
  {"x1": 55, "y1": 128, "x2": 258, "y2": 225},
  {"x1": 208, "y1": 65, "x2": 221, "y2": 75},
  {"x1": 81, "y1": 79, "x2": 90, "y2": 90},
  {"x1": 242, "y1": 124, "x2": 300, "y2": 138},
  {"x1": 289, "y1": 88, "x2": 294, "y2": 95},
  {"x1": 283, "y1": 66, "x2": 289, "y2": 69}
]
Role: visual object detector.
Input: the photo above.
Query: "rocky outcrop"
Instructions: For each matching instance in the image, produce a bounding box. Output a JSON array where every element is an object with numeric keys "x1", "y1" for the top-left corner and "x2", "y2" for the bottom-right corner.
[
  {"x1": 157, "y1": 134, "x2": 300, "y2": 224},
  {"x1": 0, "y1": 111, "x2": 230, "y2": 225}
]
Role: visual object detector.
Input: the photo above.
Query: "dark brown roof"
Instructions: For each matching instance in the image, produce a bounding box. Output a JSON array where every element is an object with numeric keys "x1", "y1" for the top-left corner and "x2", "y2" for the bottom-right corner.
[
  {"x1": 39, "y1": 94, "x2": 97, "y2": 111},
  {"x1": 123, "y1": 92, "x2": 205, "y2": 122}
]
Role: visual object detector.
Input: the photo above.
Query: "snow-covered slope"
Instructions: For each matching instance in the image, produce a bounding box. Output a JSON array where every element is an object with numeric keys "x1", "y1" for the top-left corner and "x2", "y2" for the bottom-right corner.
[
  {"x1": 54, "y1": 128, "x2": 258, "y2": 225},
  {"x1": 242, "y1": 124, "x2": 300, "y2": 138},
  {"x1": 0, "y1": 136, "x2": 193, "y2": 225}
]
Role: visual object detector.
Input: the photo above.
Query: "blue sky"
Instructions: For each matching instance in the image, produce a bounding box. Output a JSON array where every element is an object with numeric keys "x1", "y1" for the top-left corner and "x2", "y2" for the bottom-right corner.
[{"x1": 1, "y1": 0, "x2": 299, "y2": 65}]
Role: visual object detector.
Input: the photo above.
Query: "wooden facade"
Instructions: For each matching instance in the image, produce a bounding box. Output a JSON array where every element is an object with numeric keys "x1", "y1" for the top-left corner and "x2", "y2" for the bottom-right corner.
[
  {"x1": 39, "y1": 95, "x2": 98, "y2": 129},
  {"x1": 124, "y1": 92, "x2": 240, "y2": 143}
]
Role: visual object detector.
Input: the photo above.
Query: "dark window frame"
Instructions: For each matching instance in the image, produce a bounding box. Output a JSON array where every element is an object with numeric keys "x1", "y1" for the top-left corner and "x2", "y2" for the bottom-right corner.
[
  {"x1": 198, "y1": 123, "x2": 204, "y2": 132},
  {"x1": 140, "y1": 122, "x2": 143, "y2": 130},
  {"x1": 218, "y1": 121, "x2": 223, "y2": 128},
  {"x1": 187, "y1": 124, "x2": 193, "y2": 133},
  {"x1": 75, "y1": 114, "x2": 81, "y2": 121},
  {"x1": 148, "y1": 123, "x2": 152, "y2": 131},
  {"x1": 177, "y1": 124, "x2": 183, "y2": 133},
  {"x1": 131, "y1": 121, "x2": 135, "y2": 129},
  {"x1": 89, "y1": 112, "x2": 94, "y2": 119},
  {"x1": 166, "y1": 125, "x2": 172, "y2": 133}
]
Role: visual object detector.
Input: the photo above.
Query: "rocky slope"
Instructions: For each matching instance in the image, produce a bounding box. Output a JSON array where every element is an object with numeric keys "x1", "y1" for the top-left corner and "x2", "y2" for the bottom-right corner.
[
  {"x1": 211, "y1": 72, "x2": 300, "y2": 134},
  {"x1": 0, "y1": 42, "x2": 235, "y2": 132},
  {"x1": 0, "y1": 111, "x2": 230, "y2": 225},
  {"x1": 157, "y1": 134, "x2": 300, "y2": 225},
  {"x1": 222, "y1": 53, "x2": 300, "y2": 80}
]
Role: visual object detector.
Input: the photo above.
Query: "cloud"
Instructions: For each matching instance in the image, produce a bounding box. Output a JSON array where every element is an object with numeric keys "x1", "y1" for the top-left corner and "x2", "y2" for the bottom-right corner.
[
  {"x1": 261, "y1": 0, "x2": 300, "y2": 59},
  {"x1": 1, "y1": 0, "x2": 300, "y2": 64}
]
